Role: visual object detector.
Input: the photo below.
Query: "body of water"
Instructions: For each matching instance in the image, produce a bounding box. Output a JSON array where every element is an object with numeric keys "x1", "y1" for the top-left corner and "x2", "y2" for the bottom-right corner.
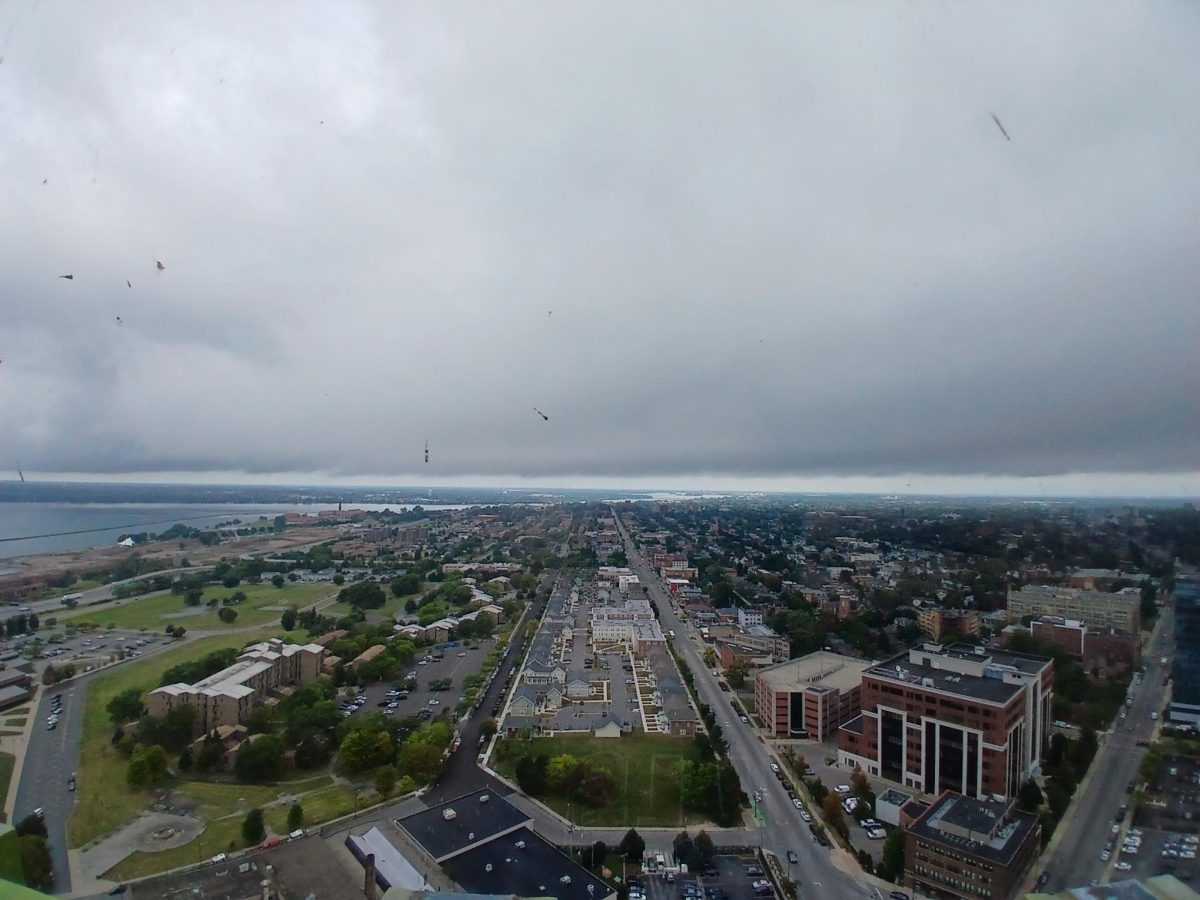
[{"x1": 0, "y1": 502, "x2": 467, "y2": 563}]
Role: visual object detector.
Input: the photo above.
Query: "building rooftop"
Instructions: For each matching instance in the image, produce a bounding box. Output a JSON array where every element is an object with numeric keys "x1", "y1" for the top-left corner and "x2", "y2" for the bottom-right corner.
[
  {"x1": 908, "y1": 791, "x2": 1038, "y2": 866},
  {"x1": 397, "y1": 789, "x2": 531, "y2": 862},
  {"x1": 447, "y1": 826, "x2": 615, "y2": 900},
  {"x1": 865, "y1": 643, "x2": 1050, "y2": 706},
  {"x1": 757, "y1": 651, "x2": 873, "y2": 693}
]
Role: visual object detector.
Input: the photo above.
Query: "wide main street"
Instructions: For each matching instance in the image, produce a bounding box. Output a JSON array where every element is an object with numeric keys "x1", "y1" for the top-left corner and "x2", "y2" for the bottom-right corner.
[
  {"x1": 1040, "y1": 602, "x2": 1176, "y2": 891},
  {"x1": 611, "y1": 511, "x2": 876, "y2": 900}
]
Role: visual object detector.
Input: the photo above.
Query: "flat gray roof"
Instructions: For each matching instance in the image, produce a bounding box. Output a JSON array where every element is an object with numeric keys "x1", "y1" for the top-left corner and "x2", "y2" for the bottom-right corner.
[{"x1": 757, "y1": 651, "x2": 872, "y2": 693}]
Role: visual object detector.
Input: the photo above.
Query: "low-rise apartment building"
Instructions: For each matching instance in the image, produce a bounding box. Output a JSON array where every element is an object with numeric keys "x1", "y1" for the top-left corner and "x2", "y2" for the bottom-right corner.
[
  {"x1": 904, "y1": 790, "x2": 1040, "y2": 900},
  {"x1": 917, "y1": 607, "x2": 981, "y2": 642},
  {"x1": 1007, "y1": 584, "x2": 1139, "y2": 634},
  {"x1": 148, "y1": 638, "x2": 324, "y2": 733},
  {"x1": 755, "y1": 651, "x2": 872, "y2": 741},
  {"x1": 839, "y1": 643, "x2": 1053, "y2": 801}
]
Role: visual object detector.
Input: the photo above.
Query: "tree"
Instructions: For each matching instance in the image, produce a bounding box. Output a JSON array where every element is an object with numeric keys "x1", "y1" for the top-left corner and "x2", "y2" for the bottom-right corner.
[
  {"x1": 246, "y1": 706, "x2": 274, "y2": 735},
  {"x1": 480, "y1": 717, "x2": 498, "y2": 738},
  {"x1": 184, "y1": 588, "x2": 204, "y2": 606},
  {"x1": 242, "y1": 808, "x2": 265, "y2": 845},
  {"x1": 577, "y1": 768, "x2": 615, "y2": 807},
  {"x1": 19, "y1": 834, "x2": 53, "y2": 890},
  {"x1": 288, "y1": 802, "x2": 305, "y2": 831},
  {"x1": 1016, "y1": 780, "x2": 1044, "y2": 814},
  {"x1": 15, "y1": 814, "x2": 47, "y2": 838},
  {"x1": 339, "y1": 582, "x2": 385, "y2": 610},
  {"x1": 694, "y1": 829, "x2": 716, "y2": 862},
  {"x1": 236, "y1": 734, "x2": 286, "y2": 782},
  {"x1": 127, "y1": 743, "x2": 170, "y2": 787},
  {"x1": 272, "y1": 573, "x2": 286, "y2": 588},
  {"x1": 725, "y1": 659, "x2": 749, "y2": 690},
  {"x1": 547, "y1": 753, "x2": 580, "y2": 791},
  {"x1": 178, "y1": 746, "x2": 193, "y2": 772},
  {"x1": 376, "y1": 765, "x2": 398, "y2": 798},
  {"x1": 877, "y1": 828, "x2": 905, "y2": 882},
  {"x1": 106, "y1": 687, "x2": 145, "y2": 725},
  {"x1": 822, "y1": 793, "x2": 845, "y2": 831},
  {"x1": 619, "y1": 828, "x2": 646, "y2": 863},
  {"x1": 281, "y1": 606, "x2": 297, "y2": 631},
  {"x1": 516, "y1": 753, "x2": 549, "y2": 795},
  {"x1": 218, "y1": 606, "x2": 238, "y2": 624}
]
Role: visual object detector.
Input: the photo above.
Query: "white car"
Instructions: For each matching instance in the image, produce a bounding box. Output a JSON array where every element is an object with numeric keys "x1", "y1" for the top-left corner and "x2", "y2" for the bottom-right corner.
[
  {"x1": 792, "y1": 798, "x2": 803, "y2": 809},
  {"x1": 835, "y1": 784, "x2": 851, "y2": 795},
  {"x1": 1114, "y1": 862, "x2": 1132, "y2": 871},
  {"x1": 1100, "y1": 850, "x2": 1110, "y2": 861},
  {"x1": 770, "y1": 763, "x2": 781, "y2": 773},
  {"x1": 428, "y1": 699, "x2": 440, "y2": 706},
  {"x1": 799, "y1": 810, "x2": 812, "y2": 823}
]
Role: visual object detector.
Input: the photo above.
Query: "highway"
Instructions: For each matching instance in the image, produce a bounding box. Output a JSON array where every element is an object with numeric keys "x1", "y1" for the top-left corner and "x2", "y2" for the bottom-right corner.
[
  {"x1": 612, "y1": 512, "x2": 876, "y2": 900},
  {"x1": 1040, "y1": 602, "x2": 1175, "y2": 891}
]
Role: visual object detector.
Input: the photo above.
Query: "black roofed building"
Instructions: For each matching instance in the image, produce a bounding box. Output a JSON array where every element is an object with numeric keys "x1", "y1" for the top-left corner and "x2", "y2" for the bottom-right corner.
[
  {"x1": 396, "y1": 790, "x2": 615, "y2": 900},
  {"x1": 904, "y1": 789, "x2": 1040, "y2": 900}
]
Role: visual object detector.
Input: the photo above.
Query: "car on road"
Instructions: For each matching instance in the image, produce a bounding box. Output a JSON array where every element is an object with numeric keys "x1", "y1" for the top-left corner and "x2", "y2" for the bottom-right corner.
[
  {"x1": 428, "y1": 699, "x2": 440, "y2": 706},
  {"x1": 770, "y1": 762, "x2": 781, "y2": 773},
  {"x1": 1115, "y1": 862, "x2": 1132, "y2": 871},
  {"x1": 33, "y1": 807, "x2": 44, "y2": 819},
  {"x1": 1099, "y1": 850, "x2": 1110, "y2": 861},
  {"x1": 799, "y1": 809, "x2": 812, "y2": 822},
  {"x1": 792, "y1": 798, "x2": 803, "y2": 809},
  {"x1": 786, "y1": 850, "x2": 798, "y2": 864},
  {"x1": 835, "y1": 784, "x2": 851, "y2": 794},
  {"x1": 67, "y1": 774, "x2": 76, "y2": 791}
]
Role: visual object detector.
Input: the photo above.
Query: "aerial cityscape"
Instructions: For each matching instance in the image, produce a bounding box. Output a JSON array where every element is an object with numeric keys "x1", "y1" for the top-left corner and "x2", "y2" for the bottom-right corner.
[{"x1": 1, "y1": 2, "x2": 1197, "y2": 899}]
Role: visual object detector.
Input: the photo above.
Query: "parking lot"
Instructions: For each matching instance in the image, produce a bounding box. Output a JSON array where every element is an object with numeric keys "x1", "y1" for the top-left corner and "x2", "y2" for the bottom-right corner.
[
  {"x1": 1, "y1": 626, "x2": 165, "y2": 677},
  {"x1": 1113, "y1": 753, "x2": 1200, "y2": 885},
  {"x1": 637, "y1": 853, "x2": 772, "y2": 900},
  {"x1": 341, "y1": 637, "x2": 497, "y2": 724}
]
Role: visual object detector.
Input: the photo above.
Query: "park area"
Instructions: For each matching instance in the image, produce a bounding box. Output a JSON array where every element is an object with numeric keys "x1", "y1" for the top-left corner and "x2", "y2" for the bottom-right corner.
[
  {"x1": 58, "y1": 581, "x2": 333, "y2": 633},
  {"x1": 68, "y1": 627, "x2": 288, "y2": 850},
  {"x1": 492, "y1": 731, "x2": 712, "y2": 828}
]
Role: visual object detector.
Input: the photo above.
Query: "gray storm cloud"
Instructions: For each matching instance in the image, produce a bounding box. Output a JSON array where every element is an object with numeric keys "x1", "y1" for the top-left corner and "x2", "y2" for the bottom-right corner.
[{"x1": 1, "y1": 1, "x2": 1197, "y2": 487}]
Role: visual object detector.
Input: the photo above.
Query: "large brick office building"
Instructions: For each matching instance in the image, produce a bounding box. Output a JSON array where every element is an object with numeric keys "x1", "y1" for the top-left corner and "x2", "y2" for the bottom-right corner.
[{"x1": 838, "y1": 643, "x2": 1053, "y2": 802}]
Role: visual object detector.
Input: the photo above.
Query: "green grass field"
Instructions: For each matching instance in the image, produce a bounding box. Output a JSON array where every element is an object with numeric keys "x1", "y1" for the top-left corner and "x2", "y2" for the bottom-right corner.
[
  {"x1": 67, "y1": 628, "x2": 286, "y2": 848},
  {"x1": 0, "y1": 752, "x2": 14, "y2": 824},
  {"x1": 326, "y1": 590, "x2": 420, "y2": 622},
  {"x1": 263, "y1": 783, "x2": 361, "y2": 835},
  {"x1": 105, "y1": 816, "x2": 244, "y2": 881},
  {"x1": 493, "y1": 731, "x2": 704, "y2": 827},
  {"x1": 61, "y1": 582, "x2": 334, "y2": 633}
]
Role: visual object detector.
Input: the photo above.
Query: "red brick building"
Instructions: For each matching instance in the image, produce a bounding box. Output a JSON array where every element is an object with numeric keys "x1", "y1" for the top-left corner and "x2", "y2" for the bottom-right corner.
[{"x1": 838, "y1": 643, "x2": 1054, "y2": 801}]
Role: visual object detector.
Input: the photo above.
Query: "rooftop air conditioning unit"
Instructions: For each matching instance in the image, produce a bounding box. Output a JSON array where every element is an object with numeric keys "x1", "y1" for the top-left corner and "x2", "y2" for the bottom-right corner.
[
  {"x1": 443, "y1": 809, "x2": 457, "y2": 820},
  {"x1": 480, "y1": 794, "x2": 490, "y2": 803},
  {"x1": 485, "y1": 863, "x2": 493, "y2": 872},
  {"x1": 560, "y1": 876, "x2": 572, "y2": 885},
  {"x1": 515, "y1": 840, "x2": 526, "y2": 849}
]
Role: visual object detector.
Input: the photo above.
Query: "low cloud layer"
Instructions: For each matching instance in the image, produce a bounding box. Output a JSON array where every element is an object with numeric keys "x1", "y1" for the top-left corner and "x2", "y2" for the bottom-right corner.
[{"x1": 2, "y1": 2, "x2": 1197, "y2": 489}]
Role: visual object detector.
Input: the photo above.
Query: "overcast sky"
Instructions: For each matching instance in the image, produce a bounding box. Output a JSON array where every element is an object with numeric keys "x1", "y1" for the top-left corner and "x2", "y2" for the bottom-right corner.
[{"x1": 2, "y1": 2, "x2": 1198, "y2": 497}]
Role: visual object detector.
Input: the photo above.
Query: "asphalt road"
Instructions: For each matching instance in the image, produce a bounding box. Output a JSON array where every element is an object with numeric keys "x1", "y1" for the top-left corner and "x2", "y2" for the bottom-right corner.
[
  {"x1": 424, "y1": 584, "x2": 548, "y2": 804},
  {"x1": 612, "y1": 513, "x2": 875, "y2": 900},
  {"x1": 1041, "y1": 602, "x2": 1175, "y2": 891},
  {"x1": 13, "y1": 680, "x2": 85, "y2": 893},
  {"x1": 12, "y1": 634, "x2": 190, "y2": 895}
]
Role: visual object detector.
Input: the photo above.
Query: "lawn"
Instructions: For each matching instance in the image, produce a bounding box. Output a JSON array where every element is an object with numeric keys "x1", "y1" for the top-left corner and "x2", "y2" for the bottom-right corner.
[
  {"x1": 263, "y1": 784, "x2": 361, "y2": 835},
  {"x1": 60, "y1": 582, "x2": 334, "y2": 633},
  {"x1": 492, "y1": 731, "x2": 705, "y2": 827},
  {"x1": 67, "y1": 627, "x2": 284, "y2": 848},
  {"x1": 326, "y1": 590, "x2": 421, "y2": 622},
  {"x1": 0, "y1": 751, "x2": 14, "y2": 824},
  {"x1": 104, "y1": 815, "x2": 244, "y2": 881},
  {"x1": 106, "y1": 780, "x2": 361, "y2": 881}
]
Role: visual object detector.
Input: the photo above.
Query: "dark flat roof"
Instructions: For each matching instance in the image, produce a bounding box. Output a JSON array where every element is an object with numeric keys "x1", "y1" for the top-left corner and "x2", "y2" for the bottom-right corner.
[
  {"x1": 398, "y1": 789, "x2": 531, "y2": 862},
  {"x1": 908, "y1": 792, "x2": 1038, "y2": 866},
  {"x1": 448, "y1": 826, "x2": 615, "y2": 900}
]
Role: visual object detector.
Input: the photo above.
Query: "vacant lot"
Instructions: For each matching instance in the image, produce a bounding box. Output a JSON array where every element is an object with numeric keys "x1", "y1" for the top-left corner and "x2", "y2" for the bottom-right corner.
[
  {"x1": 68, "y1": 628, "x2": 286, "y2": 848},
  {"x1": 493, "y1": 731, "x2": 706, "y2": 827},
  {"x1": 61, "y1": 581, "x2": 333, "y2": 632}
]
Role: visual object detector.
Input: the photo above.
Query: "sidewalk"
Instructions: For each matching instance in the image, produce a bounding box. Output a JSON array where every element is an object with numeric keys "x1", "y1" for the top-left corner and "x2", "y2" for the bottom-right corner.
[{"x1": 1, "y1": 683, "x2": 40, "y2": 823}]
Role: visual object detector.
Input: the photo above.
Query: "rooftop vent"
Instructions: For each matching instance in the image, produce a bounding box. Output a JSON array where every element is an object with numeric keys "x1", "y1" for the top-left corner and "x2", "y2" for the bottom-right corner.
[
  {"x1": 468, "y1": 832, "x2": 475, "y2": 841},
  {"x1": 479, "y1": 793, "x2": 490, "y2": 803},
  {"x1": 515, "y1": 840, "x2": 526, "y2": 849},
  {"x1": 485, "y1": 863, "x2": 493, "y2": 872},
  {"x1": 442, "y1": 809, "x2": 457, "y2": 821},
  {"x1": 560, "y1": 875, "x2": 572, "y2": 885}
]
